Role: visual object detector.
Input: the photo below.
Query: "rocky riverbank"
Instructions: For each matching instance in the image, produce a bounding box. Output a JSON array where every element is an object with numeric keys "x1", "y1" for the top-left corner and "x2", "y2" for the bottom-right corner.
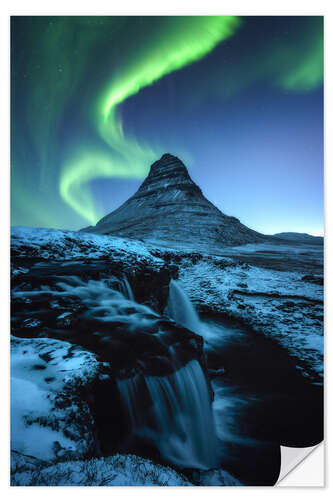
[{"x1": 10, "y1": 225, "x2": 323, "y2": 485}]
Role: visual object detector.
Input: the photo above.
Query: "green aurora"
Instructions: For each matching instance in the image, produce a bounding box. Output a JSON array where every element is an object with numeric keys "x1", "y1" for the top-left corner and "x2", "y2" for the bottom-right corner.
[
  {"x1": 11, "y1": 16, "x2": 323, "y2": 230},
  {"x1": 59, "y1": 16, "x2": 241, "y2": 225}
]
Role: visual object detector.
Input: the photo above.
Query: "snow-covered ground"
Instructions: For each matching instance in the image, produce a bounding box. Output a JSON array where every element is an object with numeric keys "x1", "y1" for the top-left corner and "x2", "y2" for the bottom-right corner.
[
  {"x1": 11, "y1": 336, "x2": 101, "y2": 461},
  {"x1": 178, "y1": 258, "x2": 323, "y2": 383},
  {"x1": 10, "y1": 226, "x2": 323, "y2": 485},
  {"x1": 11, "y1": 226, "x2": 163, "y2": 265},
  {"x1": 217, "y1": 241, "x2": 323, "y2": 257},
  {"x1": 11, "y1": 453, "x2": 192, "y2": 486},
  {"x1": 11, "y1": 451, "x2": 243, "y2": 486},
  {"x1": 11, "y1": 226, "x2": 323, "y2": 383}
]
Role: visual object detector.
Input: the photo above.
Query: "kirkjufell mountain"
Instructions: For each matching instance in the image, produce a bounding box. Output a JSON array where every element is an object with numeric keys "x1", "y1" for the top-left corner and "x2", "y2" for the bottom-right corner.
[{"x1": 83, "y1": 154, "x2": 266, "y2": 248}]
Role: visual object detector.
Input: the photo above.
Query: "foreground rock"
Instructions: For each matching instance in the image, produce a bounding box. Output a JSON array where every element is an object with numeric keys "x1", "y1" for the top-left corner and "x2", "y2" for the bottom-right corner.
[
  {"x1": 82, "y1": 153, "x2": 267, "y2": 249},
  {"x1": 11, "y1": 453, "x2": 192, "y2": 486},
  {"x1": 11, "y1": 451, "x2": 243, "y2": 486}
]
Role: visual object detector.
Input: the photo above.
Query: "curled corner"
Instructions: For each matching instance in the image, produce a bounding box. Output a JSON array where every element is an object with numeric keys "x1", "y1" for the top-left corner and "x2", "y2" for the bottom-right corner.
[{"x1": 277, "y1": 442, "x2": 324, "y2": 486}]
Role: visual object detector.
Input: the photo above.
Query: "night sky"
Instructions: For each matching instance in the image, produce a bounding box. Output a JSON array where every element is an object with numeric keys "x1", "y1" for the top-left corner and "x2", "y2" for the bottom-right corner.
[{"x1": 11, "y1": 16, "x2": 323, "y2": 235}]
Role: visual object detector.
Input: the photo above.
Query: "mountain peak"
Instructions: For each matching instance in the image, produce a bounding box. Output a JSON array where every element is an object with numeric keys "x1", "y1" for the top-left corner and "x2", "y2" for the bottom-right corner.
[
  {"x1": 158, "y1": 152, "x2": 179, "y2": 162},
  {"x1": 154, "y1": 153, "x2": 182, "y2": 163},
  {"x1": 137, "y1": 153, "x2": 201, "y2": 198},
  {"x1": 83, "y1": 154, "x2": 266, "y2": 249},
  {"x1": 147, "y1": 153, "x2": 188, "y2": 176}
]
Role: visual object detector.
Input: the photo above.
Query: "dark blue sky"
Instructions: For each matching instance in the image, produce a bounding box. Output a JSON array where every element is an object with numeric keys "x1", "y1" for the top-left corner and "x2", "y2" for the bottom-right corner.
[{"x1": 11, "y1": 16, "x2": 323, "y2": 235}]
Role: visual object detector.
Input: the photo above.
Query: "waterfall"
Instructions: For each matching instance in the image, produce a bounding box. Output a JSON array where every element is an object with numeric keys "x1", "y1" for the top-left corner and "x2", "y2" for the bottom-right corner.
[
  {"x1": 167, "y1": 279, "x2": 202, "y2": 335},
  {"x1": 113, "y1": 277, "x2": 219, "y2": 470},
  {"x1": 14, "y1": 275, "x2": 159, "y2": 331},
  {"x1": 167, "y1": 279, "x2": 224, "y2": 351},
  {"x1": 117, "y1": 360, "x2": 219, "y2": 470},
  {"x1": 15, "y1": 274, "x2": 219, "y2": 470},
  {"x1": 120, "y1": 276, "x2": 135, "y2": 301}
]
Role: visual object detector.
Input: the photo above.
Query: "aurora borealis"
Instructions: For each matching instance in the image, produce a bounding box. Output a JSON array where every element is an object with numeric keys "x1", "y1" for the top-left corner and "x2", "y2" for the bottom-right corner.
[
  {"x1": 11, "y1": 16, "x2": 324, "y2": 235},
  {"x1": 61, "y1": 16, "x2": 241, "y2": 224}
]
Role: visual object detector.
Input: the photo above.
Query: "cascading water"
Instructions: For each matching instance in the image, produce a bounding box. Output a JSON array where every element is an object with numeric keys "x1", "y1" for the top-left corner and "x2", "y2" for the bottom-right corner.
[
  {"x1": 117, "y1": 360, "x2": 218, "y2": 470},
  {"x1": 116, "y1": 278, "x2": 220, "y2": 470},
  {"x1": 167, "y1": 279, "x2": 225, "y2": 351},
  {"x1": 120, "y1": 275, "x2": 135, "y2": 301},
  {"x1": 167, "y1": 279, "x2": 203, "y2": 335},
  {"x1": 14, "y1": 274, "x2": 219, "y2": 470},
  {"x1": 14, "y1": 275, "x2": 159, "y2": 331}
]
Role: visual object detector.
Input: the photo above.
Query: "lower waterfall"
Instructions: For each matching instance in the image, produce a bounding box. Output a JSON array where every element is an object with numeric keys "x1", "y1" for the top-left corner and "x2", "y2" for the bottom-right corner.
[
  {"x1": 117, "y1": 359, "x2": 218, "y2": 470},
  {"x1": 116, "y1": 278, "x2": 219, "y2": 470}
]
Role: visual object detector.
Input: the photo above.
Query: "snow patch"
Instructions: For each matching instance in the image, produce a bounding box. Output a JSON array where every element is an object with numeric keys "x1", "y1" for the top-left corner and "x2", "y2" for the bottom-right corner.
[
  {"x1": 11, "y1": 336, "x2": 100, "y2": 460},
  {"x1": 11, "y1": 454, "x2": 192, "y2": 486},
  {"x1": 11, "y1": 226, "x2": 163, "y2": 264}
]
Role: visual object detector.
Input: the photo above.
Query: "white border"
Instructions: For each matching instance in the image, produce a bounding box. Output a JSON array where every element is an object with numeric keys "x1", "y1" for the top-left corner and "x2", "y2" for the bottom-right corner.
[{"x1": 2, "y1": 0, "x2": 331, "y2": 496}]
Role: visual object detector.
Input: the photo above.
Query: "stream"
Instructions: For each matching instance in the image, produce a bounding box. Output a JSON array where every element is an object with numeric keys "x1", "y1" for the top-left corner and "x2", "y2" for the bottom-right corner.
[
  {"x1": 168, "y1": 280, "x2": 323, "y2": 485},
  {"x1": 11, "y1": 269, "x2": 323, "y2": 485}
]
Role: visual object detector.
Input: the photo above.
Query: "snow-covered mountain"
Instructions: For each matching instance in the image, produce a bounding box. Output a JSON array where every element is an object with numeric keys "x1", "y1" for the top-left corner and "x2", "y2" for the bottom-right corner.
[{"x1": 82, "y1": 153, "x2": 267, "y2": 249}]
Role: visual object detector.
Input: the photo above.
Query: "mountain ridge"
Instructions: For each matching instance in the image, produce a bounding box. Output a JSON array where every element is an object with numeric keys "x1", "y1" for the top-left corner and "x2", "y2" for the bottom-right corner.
[{"x1": 273, "y1": 232, "x2": 323, "y2": 244}]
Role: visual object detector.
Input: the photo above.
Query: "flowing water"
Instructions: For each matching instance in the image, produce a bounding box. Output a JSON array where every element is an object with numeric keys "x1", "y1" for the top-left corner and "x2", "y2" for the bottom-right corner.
[
  {"x1": 113, "y1": 277, "x2": 218, "y2": 470},
  {"x1": 117, "y1": 359, "x2": 218, "y2": 470},
  {"x1": 13, "y1": 275, "x2": 159, "y2": 331},
  {"x1": 168, "y1": 279, "x2": 323, "y2": 484},
  {"x1": 119, "y1": 275, "x2": 135, "y2": 301},
  {"x1": 13, "y1": 274, "x2": 219, "y2": 470},
  {"x1": 12, "y1": 271, "x2": 323, "y2": 484},
  {"x1": 167, "y1": 279, "x2": 203, "y2": 335}
]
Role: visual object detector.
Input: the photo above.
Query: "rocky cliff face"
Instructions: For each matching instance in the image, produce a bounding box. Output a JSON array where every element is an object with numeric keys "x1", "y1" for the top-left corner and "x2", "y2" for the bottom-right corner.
[{"x1": 83, "y1": 153, "x2": 266, "y2": 249}]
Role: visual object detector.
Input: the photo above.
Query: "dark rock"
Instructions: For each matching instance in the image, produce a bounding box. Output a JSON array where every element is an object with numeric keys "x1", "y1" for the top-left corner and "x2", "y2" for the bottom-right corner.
[
  {"x1": 208, "y1": 367, "x2": 226, "y2": 378},
  {"x1": 301, "y1": 275, "x2": 324, "y2": 286}
]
